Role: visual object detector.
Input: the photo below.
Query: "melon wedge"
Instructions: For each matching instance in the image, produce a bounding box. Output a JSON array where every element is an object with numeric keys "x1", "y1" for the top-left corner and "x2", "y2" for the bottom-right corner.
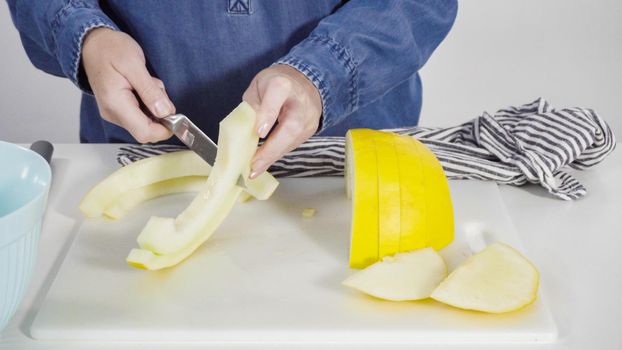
[
  {"x1": 374, "y1": 132, "x2": 401, "y2": 258},
  {"x1": 393, "y1": 136, "x2": 426, "y2": 252},
  {"x1": 345, "y1": 129, "x2": 380, "y2": 268},
  {"x1": 415, "y1": 137, "x2": 454, "y2": 250},
  {"x1": 134, "y1": 102, "x2": 278, "y2": 257},
  {"x1": 431, "y1": 242, "x2": 539, "y2": 313},
  {"x1": 343, "y1": 248, "x2": 447, "y2": 301},
  {"x1": 103, "y1": 176, "x2": 207, "y2": 220}
]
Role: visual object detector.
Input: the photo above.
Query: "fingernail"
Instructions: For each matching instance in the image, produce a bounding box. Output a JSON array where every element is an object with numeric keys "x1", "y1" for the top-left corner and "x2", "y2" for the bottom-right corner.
[
  {"x1": 257, "y1": 122, "x2": 269, "y2": 138},
  {"x1": 154, "y1": 99, "x2": 172, "y2": 118},
  {"x1": 250, "y1": 159, "x2": 266, "y2": 179}
]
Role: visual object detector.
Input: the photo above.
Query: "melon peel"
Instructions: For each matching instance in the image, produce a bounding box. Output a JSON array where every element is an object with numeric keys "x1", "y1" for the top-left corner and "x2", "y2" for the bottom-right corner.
[
  {"x1": 103, "y1": 176, "x2": 208, "y2": 220},
  {"x1": 80, "y1": 150, "x2": 277, "y2": 220},
  {"x1": 126, "y1": 102, "x2": 278, "y2": 268},
  {"x1": 79, "y1": 151, "x2": 212, "y2": 218},
  {"x1": 79, "y1": 102, "x2": 279, "y2": 270}
]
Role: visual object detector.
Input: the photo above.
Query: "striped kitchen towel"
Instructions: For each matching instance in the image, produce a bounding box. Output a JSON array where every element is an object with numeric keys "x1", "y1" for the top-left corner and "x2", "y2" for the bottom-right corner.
[{"x1": 117, "y1": 98, "x2": 616, "y2": 200}]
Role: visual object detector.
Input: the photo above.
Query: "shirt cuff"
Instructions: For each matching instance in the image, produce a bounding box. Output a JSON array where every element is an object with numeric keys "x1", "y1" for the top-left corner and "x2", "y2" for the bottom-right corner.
[
  {"x1": 50, "y1": 0, "x2": 118, "y2": 93},
  {"x1": 275, "y1": 35, "x2": 360, "y2": 133}
]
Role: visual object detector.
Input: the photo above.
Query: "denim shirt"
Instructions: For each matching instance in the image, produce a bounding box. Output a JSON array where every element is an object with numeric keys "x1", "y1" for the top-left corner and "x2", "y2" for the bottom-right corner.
[{"x1": 8, "y1": 0, "x2": 457, "y2": 143}]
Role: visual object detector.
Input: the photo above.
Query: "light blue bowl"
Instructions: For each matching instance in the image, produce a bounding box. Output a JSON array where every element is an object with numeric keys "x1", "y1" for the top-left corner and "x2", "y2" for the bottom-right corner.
[{"x1": 0, "y1": 141, "x2": 51, "y2": 332}]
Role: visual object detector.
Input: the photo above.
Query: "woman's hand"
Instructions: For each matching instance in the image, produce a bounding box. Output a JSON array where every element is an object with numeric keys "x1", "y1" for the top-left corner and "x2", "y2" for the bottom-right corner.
[
  {"x1": 82, "y1": 28, "x2": 175, "y2": 143},
  {"x1": 243, "y1": 64, "x2": 322, "y2": 178}
]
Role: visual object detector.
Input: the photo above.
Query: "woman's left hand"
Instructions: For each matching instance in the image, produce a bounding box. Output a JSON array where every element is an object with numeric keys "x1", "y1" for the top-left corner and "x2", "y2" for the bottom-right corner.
[{"x1": 243, "y1": 64, "x2": 322, "y2": 178}]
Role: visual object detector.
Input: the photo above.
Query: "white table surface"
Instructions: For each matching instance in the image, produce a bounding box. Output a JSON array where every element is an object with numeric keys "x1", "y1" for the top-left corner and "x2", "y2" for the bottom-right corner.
[{"x1": 1, "y1": 144, "x2": 621, "y2": 350}]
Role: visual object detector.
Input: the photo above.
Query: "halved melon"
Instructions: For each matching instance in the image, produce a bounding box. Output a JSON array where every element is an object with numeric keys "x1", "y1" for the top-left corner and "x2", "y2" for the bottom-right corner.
[{"x1": 345, "y1": 129, "x2": 454, "y2": 268}]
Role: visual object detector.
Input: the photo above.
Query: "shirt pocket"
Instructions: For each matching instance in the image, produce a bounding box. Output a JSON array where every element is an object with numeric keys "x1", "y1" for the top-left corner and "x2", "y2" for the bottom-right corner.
[{"x1": 228, "y1": 0, "x2": 252, "y2": 15}]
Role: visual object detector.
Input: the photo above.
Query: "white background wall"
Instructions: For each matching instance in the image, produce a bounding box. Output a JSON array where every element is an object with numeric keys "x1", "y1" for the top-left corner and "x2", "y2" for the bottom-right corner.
[{"x1": 1, "y1": 0, "x2": 621, "y2": 143}]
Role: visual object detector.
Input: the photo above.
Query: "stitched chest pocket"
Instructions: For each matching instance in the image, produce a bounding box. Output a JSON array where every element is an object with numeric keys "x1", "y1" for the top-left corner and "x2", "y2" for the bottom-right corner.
[{"x1": 228, "y1": 0, "x2": 251, "y2": 15}]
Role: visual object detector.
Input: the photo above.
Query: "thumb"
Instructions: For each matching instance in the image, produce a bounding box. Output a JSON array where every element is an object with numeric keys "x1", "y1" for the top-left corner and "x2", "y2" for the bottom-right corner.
[{"x1": 123, "y1": 63, "x2": 175, "y2": 118}]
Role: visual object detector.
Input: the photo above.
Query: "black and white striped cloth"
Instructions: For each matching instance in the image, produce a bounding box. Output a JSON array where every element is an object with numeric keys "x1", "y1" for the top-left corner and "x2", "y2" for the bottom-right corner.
[{"x1": 117, "y1": 98, "x2": 616, "y2": 200}]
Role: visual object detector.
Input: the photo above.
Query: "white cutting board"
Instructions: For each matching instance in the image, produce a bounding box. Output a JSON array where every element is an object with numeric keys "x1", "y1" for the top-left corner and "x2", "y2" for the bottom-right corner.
[{"x1": 30, "y1": 179, "x2": 556, "y2": 344}]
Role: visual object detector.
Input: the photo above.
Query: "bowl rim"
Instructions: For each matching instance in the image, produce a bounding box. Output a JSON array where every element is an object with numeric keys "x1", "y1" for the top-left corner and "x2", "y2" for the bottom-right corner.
[{"x1": 0, "y1": 140, "x2": 52, "y2": 222}]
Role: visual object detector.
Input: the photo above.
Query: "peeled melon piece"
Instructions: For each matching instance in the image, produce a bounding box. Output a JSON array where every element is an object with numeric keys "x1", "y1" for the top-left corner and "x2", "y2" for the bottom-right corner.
[
  {"x1": 103, "y1": 176, "x2": 208, "y2": 220},
  {"x1": 431, "y1": 242, "x2": 539, "y2": 313},
  {"x1": 343, "y1": 248, "x2": 447, "y2": 301},
  {"x1": 79, "y1": 151, "x2": 211, "y2": 218},
  {"x1": 302, "y1": 208, "x2": 316, "y2": 218},
  {"x1": 135, "y1": 102, "x2": 278, "y2": 256}
]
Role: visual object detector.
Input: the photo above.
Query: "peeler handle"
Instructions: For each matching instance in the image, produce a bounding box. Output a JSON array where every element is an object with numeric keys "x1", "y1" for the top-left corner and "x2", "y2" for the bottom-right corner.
[{"x1": 30, "y1": 140, "x2": 54, "y2": 165}]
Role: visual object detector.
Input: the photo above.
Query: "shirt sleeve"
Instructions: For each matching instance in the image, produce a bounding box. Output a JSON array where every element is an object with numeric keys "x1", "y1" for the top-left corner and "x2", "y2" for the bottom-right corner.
[
  {"x1": 276, "y1": 0, "x2": 458, "y2": 132},
  {"x1": 7, "y1": 0, "x2": 119, "y2": 92}
]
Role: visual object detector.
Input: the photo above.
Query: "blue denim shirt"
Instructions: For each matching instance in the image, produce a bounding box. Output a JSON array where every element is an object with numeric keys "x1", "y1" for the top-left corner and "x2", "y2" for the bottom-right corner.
[{"x1": 8, "y1": 0, "x2": 457, "y2": 143}]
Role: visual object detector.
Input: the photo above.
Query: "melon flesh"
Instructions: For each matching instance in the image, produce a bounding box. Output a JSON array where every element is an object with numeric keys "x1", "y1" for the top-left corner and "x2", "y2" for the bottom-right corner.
[
  {"x1": 431, "y1": 242, "x2": 539, "y2": 313},
  {"x1": 343, "y1": 248, "x2": 447, "y2": 301}
]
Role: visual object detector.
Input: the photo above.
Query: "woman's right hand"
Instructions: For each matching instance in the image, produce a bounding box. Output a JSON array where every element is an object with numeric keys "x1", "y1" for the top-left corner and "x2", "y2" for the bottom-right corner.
[{"x1": 81, "y1": 28, "x2": 175, "y2": 143}]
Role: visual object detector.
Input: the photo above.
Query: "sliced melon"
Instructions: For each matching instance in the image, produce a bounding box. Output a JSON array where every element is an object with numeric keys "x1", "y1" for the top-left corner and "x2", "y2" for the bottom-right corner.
[
  {"x1": 342, "y1": 248, "x2": 447, "y2": 301},
  {"x1": 393, "y1": 135, "x2": 426, "y2": 252},
  {"x1": 414, "y1": 137, "x2": 454, "y2": 250},
  {"x1": 345, "y1": 129, "x2": 379, "y2": 268},
  {"x1": 374, "y1": 132, "x2": 401, "y2": 258},
  {"x1": 345, "y1": 129, "x2": 454, "y2": 268},
  {"x1": 431, "y1": 242, "x2": 539, "y2": 313},
  {"x1": 134, "y1": 102, "x2": 277, "y2": 256},
  {"x1": 103, "y1": 176, "x2": 208, "y2": 220}
]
